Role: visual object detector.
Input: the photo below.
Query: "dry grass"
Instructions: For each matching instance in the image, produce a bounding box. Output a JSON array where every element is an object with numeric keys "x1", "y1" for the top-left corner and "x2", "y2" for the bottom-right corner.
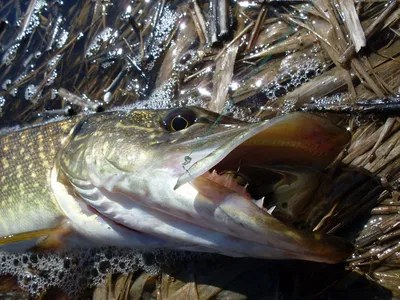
[{"x1": 1, "y1": 0, "x2": 400, "y2": 298}]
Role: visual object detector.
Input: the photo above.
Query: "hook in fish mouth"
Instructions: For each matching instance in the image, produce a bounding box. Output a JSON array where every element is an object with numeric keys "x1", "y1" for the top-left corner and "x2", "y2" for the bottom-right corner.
[{"x1": 54, "y1": 108, "x2": 353, "y2": 263}]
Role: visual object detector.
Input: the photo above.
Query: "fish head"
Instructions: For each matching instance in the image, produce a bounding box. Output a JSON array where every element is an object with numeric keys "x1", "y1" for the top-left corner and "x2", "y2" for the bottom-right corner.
[
  {"x1": 55, "y1": 107, "x2": 353, "y2": 263},
  {"x1": 58, "y1": 107, "x2": 249, "y2": 191}
]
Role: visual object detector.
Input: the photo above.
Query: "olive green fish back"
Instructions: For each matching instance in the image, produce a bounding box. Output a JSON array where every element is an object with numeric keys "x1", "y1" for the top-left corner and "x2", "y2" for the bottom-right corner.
[{"x1": 0, "y1": 118, "x2": 80, "y2": 239}]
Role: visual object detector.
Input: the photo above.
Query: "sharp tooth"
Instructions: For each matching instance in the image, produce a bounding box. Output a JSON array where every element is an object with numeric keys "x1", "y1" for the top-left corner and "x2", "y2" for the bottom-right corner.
[
  {"x1": 211, "y1": 169, "x2": 218, "y2": 179},
  {"x1": 205, "y1": 169, "x2": 252, "y2": 199},
  {"x1": 267, "y1": 205, "x2": 276, "y2": 215},
  {"x1": 253, "y1": 196, "x2": 265, "y2": 208}
]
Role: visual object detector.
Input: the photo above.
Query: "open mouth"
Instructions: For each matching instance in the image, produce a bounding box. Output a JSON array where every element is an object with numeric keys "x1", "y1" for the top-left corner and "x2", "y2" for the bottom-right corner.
[
  {"x1": 202, "y1": 168, "x2": 279, "y2": 215},
  {"x1": 179, "y1": 112, "x2": 351, "y2": 223}
]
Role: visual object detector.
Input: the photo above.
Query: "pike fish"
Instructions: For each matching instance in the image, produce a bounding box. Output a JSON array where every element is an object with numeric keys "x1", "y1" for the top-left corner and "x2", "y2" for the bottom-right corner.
[{"x1": 0, "y1": 107, "x2": 352, "y2": 263}]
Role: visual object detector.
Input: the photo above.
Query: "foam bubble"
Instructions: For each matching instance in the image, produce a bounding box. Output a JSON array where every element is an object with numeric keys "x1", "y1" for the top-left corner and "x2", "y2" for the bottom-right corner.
[
  {"x1": 0, "y1": 247, "x2": 190, "y2": 297},
  {"x1": 86, "y1": 28, "x2": 116, "y2": 59},
  {"x1": 0, "y1": 96, "x2": 5, "y2": 115}
]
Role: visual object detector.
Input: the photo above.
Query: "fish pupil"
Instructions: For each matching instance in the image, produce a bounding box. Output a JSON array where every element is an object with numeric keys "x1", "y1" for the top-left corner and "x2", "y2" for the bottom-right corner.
[{"x1": 171, "y1": 116, "x2": 189, "y2": 131}]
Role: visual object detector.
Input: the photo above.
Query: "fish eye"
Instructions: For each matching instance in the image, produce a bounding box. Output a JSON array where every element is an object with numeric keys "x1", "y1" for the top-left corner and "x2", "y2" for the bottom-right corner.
[{"x1": 164, "y1": 108, "x2": 197, "y2": 131}]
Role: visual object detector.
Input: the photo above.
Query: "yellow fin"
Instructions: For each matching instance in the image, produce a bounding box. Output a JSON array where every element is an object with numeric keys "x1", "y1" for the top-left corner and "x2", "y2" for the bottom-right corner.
[{"x1": 0, "y1": 221, "x2": 72, "y2": 251}]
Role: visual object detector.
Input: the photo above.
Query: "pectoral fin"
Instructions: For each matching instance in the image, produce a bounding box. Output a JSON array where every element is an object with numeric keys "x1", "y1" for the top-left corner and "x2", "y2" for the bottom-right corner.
[{"x1": 0, "y1": 220, "x2": 72, "y2": 251}]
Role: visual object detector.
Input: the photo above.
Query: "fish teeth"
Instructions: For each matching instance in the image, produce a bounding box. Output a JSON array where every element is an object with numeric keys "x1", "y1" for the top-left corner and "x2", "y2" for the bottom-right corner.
[
  {"x1": 267, "y1": 206, "x2": 276, "y2": 215},
  {"x1": 252, "y1": 198, "x2": 275, "y2": 215},
  {"x1": 204, "y1": 170, "x2": 251, "y2": 199}
]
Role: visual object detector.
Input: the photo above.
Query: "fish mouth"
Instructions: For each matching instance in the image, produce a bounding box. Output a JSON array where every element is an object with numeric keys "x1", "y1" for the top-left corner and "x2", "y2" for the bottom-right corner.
[
  {"x1": 170, "y1": 112, "x2": 353, "y2": 262},
  {"x1": 176, "y1": 111, "x2": 351, "y2": 214}
]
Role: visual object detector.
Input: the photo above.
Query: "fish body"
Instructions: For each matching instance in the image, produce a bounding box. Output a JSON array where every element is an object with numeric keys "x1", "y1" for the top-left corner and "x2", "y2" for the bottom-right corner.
[{"x1": 0, "y1": 107, "x2": 352, "y2": 263}]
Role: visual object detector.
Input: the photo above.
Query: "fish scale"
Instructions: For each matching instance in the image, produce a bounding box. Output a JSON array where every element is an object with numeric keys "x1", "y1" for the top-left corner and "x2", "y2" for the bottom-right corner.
[{"x1": 0, "y1": 119, "x2": 78, "y2": 237}]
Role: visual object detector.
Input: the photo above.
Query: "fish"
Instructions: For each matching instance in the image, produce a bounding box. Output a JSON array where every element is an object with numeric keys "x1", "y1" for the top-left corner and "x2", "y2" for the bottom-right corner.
[{"x1": 0, "y1": 106, "x2": 352, "y2": 263}]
